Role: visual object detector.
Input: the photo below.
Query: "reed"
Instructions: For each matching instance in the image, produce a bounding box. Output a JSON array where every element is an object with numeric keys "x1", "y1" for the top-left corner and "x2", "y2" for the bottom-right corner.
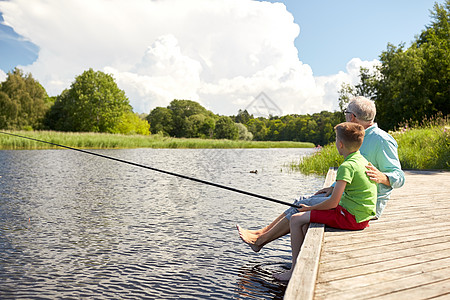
[
  {"x1": 289, "y1": 144, "x2": 343, "y2": 175},
  {"x1": 290, "y1": 113, "x2": 449, "y2": 175},
  {"x1": 0, "y1": 130, "x2": 315, "y2": 150},
  {"x1": 391, "y1": 114, "x2": 449, "y2": 169}
]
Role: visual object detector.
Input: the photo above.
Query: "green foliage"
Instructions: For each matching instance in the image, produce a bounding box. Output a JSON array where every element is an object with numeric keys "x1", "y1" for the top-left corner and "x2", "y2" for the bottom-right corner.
[
  {"x1": 246, "y1": 118, "x2": 268, "y2": 141},
  {"x1": 290, "y1": 144, "x2": 344, "y2": 175},
  {"x1": 46, "y1": 69, "x2": 132, "y2": 133},
  {"x1": 146, "y1": 107, "x2": 174, "y2": 135},
  {"x1": 113, "y1": 112, "x2": 150, "y2": 135},
  {"x1": 338, "y1": 67, "x2": 378, "y2": 111},
  {"x1": 167, "y1": 99, "x2": 215, "y2": 137},
  {"x1": 374, "y1": 1, "x2": 449, "y2": 130},
  {"x1": 186, "y1": 114, "x2": 216, "y2": 138},
  {"x1": 214, "y1": 116, "x2": 239, "y2": 140},
  {"x1": 390, "y1": 113, "x2": 449, "y2": 169},
  {"x1": 291, "y1": 114, "x2": 449, "y2": 175},
  {"x1": 0, "y1": 68, "x2": 50, "y2": 130},
  {"x1": 234, "y1": 109, "x2": 252, "y2": 124},
  {"x1": 148, "y1": 99, "x2": 217, "y2": 138},
  {"x1": 338, "y1": 1, "x2": 449, "y2": 131},
  {"x1": 246, "y1": 111, "x2": 344, "y2": 145},
  {"x1": 0, "y1": 130, "x2": 315, "y2": 150},
  {"x1": 235, "y1": 122, "x2": 253, "y2": 140}
]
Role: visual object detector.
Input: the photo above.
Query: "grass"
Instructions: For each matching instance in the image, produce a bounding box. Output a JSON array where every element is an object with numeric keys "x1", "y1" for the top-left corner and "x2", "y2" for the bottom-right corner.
[
  {"x1": 0, "y1": 130, "x2": 315, "y2": 150},
  {"x1": 391, "y1": 126, "x2": 449, "y2": 170},
  {"x1": 289, "y1": 144, "x2": 343, "y2": 175},
  {"x1": 291, "y1": 114, "x2": 449, "y2": 175}
]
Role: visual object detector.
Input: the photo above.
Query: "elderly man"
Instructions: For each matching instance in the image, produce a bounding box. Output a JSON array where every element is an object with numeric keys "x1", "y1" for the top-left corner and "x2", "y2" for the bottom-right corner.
[{"x1": 237, "y1": 96, "x2": 405, "y2": 253}]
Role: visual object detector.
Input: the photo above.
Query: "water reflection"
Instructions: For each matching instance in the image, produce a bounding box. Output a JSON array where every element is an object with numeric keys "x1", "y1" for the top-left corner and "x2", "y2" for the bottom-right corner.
[
  {"x1": 236, "y1": 262, "x2": 291, "y2": 299},
  {"x1": 0, "y1": 148, "x2": 323, "y2": 299}
]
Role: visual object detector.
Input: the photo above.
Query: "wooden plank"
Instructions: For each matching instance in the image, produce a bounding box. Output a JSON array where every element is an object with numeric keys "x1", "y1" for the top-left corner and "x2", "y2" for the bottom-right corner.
[
  {"x1": 313, "y1": 170, "x2": 450, "y2": 299},
  {"x1": 318, "y1": 245, "x2": 450, "y2": 283},
  {"x1": 322, "y1": 167, "x2": 337, "y2": 188},
  {"x1": 284, "y1": 223, "x2": 325, "y2": 299},
  {"x1": 315, "y1": 266, "x2": 450, "y2": 299},
  {"x1": 319, "y1": 236, "x2": 450, "y2": 271},
  {"x1": 373, "y1": 277, "x2": 450, "y2": 300},
  {"x1": 284, "y1": 168, "x2": 336, "y2": 300},
  {"x1": 314, "y1": 257, "x2": 450, "y2": 298}
]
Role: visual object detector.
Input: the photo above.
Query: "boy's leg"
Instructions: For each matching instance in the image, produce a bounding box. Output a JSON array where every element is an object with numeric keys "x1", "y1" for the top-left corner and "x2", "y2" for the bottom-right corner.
[
  {"x1": 237, "y1": 194, "x2": 330, "y2": 251},
  {"x1": 241, "y1": 212, "x2": 286, "y2": 236},
  {"x1": 273, "y1": 211, "x2": 311, "y2": 281},
  {"x1": 237, "y1": 215, "x2": 290, "y2": 252}
]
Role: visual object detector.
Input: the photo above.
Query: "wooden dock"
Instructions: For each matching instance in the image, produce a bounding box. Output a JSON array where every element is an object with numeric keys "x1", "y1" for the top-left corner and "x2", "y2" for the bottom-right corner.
[{"x1": 285, "y1": 170, "x2": 450, "y2": 300}]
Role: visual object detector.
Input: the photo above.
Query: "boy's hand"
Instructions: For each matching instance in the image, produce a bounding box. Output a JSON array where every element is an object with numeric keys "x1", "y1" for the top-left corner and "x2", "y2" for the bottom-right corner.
[
  {"x1": 297, "y1": 204, "x2": 311, "y2": 212},
  {"x1": 314, "y1": 186, "x2": 333, "y2": 197}
]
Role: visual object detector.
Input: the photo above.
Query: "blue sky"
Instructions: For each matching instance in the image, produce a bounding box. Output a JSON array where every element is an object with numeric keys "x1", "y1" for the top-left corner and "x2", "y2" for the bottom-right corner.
[
  {"x1": 0, "y1": 0, "x2": 444, "y2": 115},
  {"x1": 0, "y1": 12, "x2": 39, "y2": 72},
  {"x1": 266, "y1": 0, "x2": 442, "y2": 75}
]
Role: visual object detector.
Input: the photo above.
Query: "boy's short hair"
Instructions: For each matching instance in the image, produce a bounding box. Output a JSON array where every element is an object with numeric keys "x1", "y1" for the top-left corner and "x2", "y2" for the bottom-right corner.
[{"x1": 334, "y1": 122, "x2": 365, "y2": 151}]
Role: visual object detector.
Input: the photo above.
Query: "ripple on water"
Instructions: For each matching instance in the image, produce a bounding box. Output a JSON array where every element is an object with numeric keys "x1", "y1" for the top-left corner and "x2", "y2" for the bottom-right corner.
[{"x1": 0, "y1": 148, "x2": 322, "y2": 299}]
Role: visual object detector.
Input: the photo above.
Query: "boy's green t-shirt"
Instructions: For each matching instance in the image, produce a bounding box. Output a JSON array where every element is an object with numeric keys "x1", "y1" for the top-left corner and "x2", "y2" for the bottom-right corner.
[{"x1": 336, "y1": 151, "x2": 377, "y2": 223}]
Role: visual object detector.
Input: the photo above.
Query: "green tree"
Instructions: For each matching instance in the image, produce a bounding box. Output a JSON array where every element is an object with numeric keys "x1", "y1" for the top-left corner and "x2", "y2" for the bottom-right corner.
[
  {"x1": 234, "y1": 109, "x2": 252, "y2": 124},
  {"x1": 374, "y1": 1, "x2": 449, "y2": 130},
  {"x1": 235, "y1": 122, "x2": 253, "y2": 140},
  {"x1": 338, "y1": 67, "x2": 378, "y2": 112},
  {"x1": 47, "y1": 69, "x2": 132, "y2": 132},
  {"x1": 185, "y1": 114, "x2": 215, "y2": 138},
  {"x1": 113, "y1": 112, "x2": 150, "y2": 135},
  {"x1": 214, "y1": 116, "x2": 239, "y2": 140},
  {"x1": 266, "y1": 119, "x2": 285, "y2": 140},
  {"x1": 246, "y1": 118, "x2": 268, "y2": 141},
  {"x1": 0, "y1": 68, "x2": 50, "y2": 130},
  {"x1": 146, "y1": 107, "x2": 174, "y2": 135},
  {"x1": 167, "y1": 99, "x2": 214, "y2": 137}
]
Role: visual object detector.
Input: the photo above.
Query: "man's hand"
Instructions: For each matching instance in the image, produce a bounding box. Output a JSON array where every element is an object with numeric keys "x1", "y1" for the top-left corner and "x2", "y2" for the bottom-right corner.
[
  {"x1": 314, "y1": 186, "x2": 334, "y2": 197},
  {"x1": 366, "y1": 163, "x2": 390, "y2": 186}
]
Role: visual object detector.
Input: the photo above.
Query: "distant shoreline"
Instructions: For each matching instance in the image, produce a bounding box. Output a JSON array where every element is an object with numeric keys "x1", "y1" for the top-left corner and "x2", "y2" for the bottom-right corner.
[{"x1": 0, "y1": 130, "x2": 315, "y2": 150}]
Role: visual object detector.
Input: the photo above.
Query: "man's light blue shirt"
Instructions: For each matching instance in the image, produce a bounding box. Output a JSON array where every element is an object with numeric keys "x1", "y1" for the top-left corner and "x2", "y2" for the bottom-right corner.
[{"x1": 360, "y1": 123, "x2": 405, "y2": 217}]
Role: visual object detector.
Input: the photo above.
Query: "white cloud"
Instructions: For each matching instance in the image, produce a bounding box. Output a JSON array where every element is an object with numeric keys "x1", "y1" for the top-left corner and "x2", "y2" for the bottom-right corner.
[
  {"x1": 313, "y1": 58, "x2": 381, "y2": 112},
  {"x1": 0, "y1": 69, "x2": 6, "y2": 82},
  {"x1": 0, "y1": 0, "x2": 379, "y2": 116}
]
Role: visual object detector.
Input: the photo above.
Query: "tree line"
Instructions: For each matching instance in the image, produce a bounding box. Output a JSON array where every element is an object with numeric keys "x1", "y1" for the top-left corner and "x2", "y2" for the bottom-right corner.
[
  {"x1": 146, "y1": 101, "x2": 344, "y2": 145},
  {"x1": 0, "y1": 67, "x2": 343, "y2": 145},
  {"x1": 0, "y1": 1, "x2": 448, "y2": 142}
]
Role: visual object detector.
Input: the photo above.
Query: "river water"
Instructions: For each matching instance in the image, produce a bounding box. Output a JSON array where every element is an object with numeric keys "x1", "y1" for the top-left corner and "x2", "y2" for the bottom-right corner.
[{"x1": 0, "y1": 148, "x2": 324, "y2": 299}]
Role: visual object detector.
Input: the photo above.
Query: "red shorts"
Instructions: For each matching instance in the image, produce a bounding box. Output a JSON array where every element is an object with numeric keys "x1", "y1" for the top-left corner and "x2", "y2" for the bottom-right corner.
[{"x1": 310, "y1": 205, "x2": 369, "y2": 230}]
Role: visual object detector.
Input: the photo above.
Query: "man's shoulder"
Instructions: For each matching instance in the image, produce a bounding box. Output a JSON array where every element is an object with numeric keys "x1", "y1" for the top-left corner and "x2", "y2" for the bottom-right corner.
[{"x1": 365, "y1": 124, "x2": 397, "y2": 145}]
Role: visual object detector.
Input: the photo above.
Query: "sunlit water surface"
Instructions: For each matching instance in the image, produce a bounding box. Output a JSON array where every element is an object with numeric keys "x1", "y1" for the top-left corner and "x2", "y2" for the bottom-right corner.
[{"x1": 0, "y1": 148, "x2": 324, "y2": 299}]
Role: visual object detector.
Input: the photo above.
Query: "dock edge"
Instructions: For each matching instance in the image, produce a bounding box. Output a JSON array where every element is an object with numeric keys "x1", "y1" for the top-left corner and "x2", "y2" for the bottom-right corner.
[{"x1": 284, "y1": 167, "x2": 337, "y2": 300}]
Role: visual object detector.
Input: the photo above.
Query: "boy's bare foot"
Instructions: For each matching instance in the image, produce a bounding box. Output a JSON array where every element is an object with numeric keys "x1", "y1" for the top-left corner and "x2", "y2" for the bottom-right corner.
[
  {"x1": 273, "y1": 270, "x2": 292, "y2": 281},
  {"x1": 236, "y1": 224, "x2": 263, "y2": 253}
]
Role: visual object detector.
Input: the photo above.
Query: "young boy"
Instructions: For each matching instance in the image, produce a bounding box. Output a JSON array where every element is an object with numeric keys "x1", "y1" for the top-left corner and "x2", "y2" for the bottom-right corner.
[{"x1": 274, "y1": 122, "x2": 377, "y2": 281}]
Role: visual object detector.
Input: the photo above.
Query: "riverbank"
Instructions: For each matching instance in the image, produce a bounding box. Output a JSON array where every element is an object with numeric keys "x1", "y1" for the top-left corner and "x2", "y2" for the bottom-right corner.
[{"x1": 0, "y1": 130, "x2": 315, "y2": 150}]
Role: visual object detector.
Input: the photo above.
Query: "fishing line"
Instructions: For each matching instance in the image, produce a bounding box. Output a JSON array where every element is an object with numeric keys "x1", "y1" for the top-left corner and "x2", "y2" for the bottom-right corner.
[{"x1": 0, "y1": 131, "x2": 301, "y2": 208}]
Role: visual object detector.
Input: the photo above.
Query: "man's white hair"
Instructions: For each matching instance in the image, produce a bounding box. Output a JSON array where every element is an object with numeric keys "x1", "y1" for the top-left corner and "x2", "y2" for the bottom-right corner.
[{"x1": 348, "y1": 96, "x2": 376, "y2": 122}]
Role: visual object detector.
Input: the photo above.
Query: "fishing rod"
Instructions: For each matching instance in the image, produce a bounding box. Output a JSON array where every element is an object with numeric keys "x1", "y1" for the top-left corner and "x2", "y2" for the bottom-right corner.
[{"x1": 0, "y1": 131, "x2": 301, "y2": 208}]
